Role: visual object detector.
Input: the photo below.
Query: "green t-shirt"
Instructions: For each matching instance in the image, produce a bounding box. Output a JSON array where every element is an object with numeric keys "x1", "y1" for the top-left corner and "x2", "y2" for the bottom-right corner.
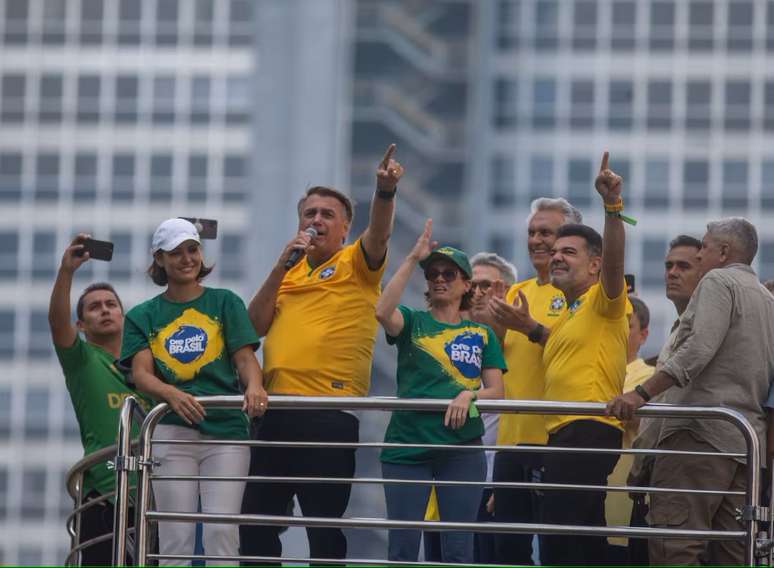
[
  {"x1": 380, "y1": 305, "x2": 507, "y2": 464},
  {"x1": 120, "y1": 287, "x2": 260, "y2": 440},
  {"x1": 56, "y1": 335, "x2": 152, "y2": 499}
]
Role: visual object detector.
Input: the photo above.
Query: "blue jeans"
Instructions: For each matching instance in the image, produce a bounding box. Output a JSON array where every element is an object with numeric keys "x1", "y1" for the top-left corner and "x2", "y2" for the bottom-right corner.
[{"x1": 382, "y1": 447, "x2": 486, "y2": 563}]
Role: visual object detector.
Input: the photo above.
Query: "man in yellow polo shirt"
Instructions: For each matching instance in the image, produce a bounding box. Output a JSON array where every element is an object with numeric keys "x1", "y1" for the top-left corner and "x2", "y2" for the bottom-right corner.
[
  {"x1": 487, "y1": 197, "x2": 581, "y2": 565},
  {"x1": 492, "y1": 152, "x2": 631, "y2": 565},
  {"x1": 240, "y1": 145, "x2": 403, "y2": 562}
]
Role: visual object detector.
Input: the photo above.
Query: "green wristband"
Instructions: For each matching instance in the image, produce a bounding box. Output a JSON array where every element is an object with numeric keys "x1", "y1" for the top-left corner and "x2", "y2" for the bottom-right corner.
[{"x1": 468, "y1": 391, "x2": 479, "y2": 418}]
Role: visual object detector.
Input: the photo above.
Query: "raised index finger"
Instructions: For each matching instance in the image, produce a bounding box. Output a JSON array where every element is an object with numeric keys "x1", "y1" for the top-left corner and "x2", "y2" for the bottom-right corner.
[
  {"x1": 599, "y1": 151, "x2": 609, "y2": 173},
  {"x1": 379, "y1": 144, "x2": 396, "y2": 169}
]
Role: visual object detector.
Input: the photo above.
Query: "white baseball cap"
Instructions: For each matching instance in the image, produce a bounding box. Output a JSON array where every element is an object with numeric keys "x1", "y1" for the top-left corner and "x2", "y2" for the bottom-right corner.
[{"x1": 151, "y1": 218, "x2": 201, "y2": 254}]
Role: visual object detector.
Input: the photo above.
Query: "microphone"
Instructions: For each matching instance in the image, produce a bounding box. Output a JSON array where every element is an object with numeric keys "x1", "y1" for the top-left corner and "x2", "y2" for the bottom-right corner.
[{"x1": 284, "y1": 226, "x2": 318, "y2": 270}]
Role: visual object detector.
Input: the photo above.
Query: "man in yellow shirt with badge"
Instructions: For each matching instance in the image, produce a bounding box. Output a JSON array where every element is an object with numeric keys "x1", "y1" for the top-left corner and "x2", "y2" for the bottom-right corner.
[
  {"x1": 487, "y1": 197, "x2": 581, "y2": 565},
  {"x1": 492, "y1": 152, "x2": 632, "y2": 565},
  {"x1": 241, "y1": 145, "x2": 403, "y2": 562}
]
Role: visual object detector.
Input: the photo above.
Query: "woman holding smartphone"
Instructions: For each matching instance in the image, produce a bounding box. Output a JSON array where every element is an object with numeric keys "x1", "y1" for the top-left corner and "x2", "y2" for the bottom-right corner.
[
  {"x1": 120, "y1": 218, "x2": 267, "y2": 565},
  {"x1": 375, "y1": 219, "x2": 505, "y2": 563}
]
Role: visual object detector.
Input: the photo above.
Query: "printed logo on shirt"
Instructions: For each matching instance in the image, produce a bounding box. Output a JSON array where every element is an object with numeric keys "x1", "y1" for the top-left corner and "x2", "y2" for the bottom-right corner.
[
  {"x1": 548, "y1": 295, "x2": 566, "y2": 315},
  {"x1": 165, "y1": 325, "x2": 208, "y2": 363},
  {"x1": 444, "y1": 330, "x2": 484, "y2": 378},
  {"x1": 319, "y1": 265, "x2": 336, "y2": 279},
  {"x1": 149, "y1": 308, "x2": 225, "y2": 380}
]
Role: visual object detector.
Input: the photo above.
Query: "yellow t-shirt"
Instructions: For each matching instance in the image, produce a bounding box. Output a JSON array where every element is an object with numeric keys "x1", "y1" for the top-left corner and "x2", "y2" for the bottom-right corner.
[
  {"x1": 543, "y1": 281, "x2": 628, "y2": 434},
  {"x1": 497, "y1": 278, "x2": 566, "y2": 446},
  {"x1": 606, "y1": 357, "x2": 654, "y2": 545},
  {"x1": 262, "y1": 239, "x2": 384, "y2": 396}
]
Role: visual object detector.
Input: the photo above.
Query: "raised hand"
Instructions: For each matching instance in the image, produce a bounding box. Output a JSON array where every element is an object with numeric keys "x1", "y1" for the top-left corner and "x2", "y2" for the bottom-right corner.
[
  {"x1": 594, "y1": 151, "x2": 623, "y2": 204},
  {"x1": 408, "y1": 219, "x2": 437, "y2": 262},
  {"x1": 489, "y1": 290, "x2": 536, "y2": 335},
  {"x1": 60, "y1": 233, "x2": 91, "y2": 273},
  {"x1": 376, "y1": 143, "x2": 404, "y2": 192}
]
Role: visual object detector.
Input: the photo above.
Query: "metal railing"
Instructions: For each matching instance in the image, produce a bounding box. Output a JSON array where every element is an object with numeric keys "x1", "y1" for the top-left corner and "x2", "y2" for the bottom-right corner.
[
  {"x1": 64, "y1": 396, "x2": 146, "y2": 566},
  {"x1": 112, "y1": 395, "x2": 767, "y2": 566}
]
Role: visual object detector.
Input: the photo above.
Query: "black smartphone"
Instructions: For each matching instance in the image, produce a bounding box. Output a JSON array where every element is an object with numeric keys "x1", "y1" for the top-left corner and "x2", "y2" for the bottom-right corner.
[
  {"x1": 625, "y1": 273, "x2": 636, "y2": 295},
  {"x1": 75, "y1": 238, "x2": 114, "y2": 261},
  {"x1": 180, "y1": 217, "x2": 218, "y2": 239}
]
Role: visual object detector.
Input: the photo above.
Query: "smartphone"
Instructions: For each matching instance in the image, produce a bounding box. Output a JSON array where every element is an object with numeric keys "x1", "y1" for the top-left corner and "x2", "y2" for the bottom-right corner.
[
  {"x1": 75, "y1": 238, "x2": 114, "y2": 261},
  {"x1": 625, "y1": 273, "x2": 636, "y2": 295},
  {"x1": 180, "y1": 217, "x2": 218, "y2": 239}
]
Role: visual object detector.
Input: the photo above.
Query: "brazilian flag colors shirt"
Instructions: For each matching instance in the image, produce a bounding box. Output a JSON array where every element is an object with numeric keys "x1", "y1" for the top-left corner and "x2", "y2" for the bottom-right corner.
[
  {"x1": 121, "y1": 287, "x2": 260, "y2": 440},
  {"x1": 381, "y1": 305, "x2": 507, "y2": 464},
  {"x1": 56, "y1": 335, "x2": 152, "y2": 500}
]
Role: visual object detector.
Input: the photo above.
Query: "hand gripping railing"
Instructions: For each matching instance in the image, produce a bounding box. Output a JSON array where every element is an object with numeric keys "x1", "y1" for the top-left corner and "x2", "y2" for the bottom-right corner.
[{"x1": 120, "y1": 396, "x2": 765, "y2": 566}]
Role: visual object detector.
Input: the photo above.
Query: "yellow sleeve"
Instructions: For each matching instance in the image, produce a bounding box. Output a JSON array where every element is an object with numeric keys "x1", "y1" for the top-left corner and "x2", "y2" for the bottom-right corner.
[
  {"x1": 351, "y1": 238, "x2": 386, "y2": 287},
  {"x1": 592, "y1": 281, "x2": 628, "y2": 320}
]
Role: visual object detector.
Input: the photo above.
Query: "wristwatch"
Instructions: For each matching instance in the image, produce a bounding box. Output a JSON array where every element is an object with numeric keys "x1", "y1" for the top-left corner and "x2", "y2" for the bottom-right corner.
[
  {"x1": 527, "y1": 323, "x2": 545, "y2": 343},
  {"x1": 634, "y1": 384, "x2": 651, "y2": 402}
]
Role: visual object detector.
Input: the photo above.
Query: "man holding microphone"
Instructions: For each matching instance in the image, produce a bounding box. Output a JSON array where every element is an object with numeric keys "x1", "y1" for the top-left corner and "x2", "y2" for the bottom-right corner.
[{"x1": 240, "y1": 145, "x2": 403, "y2": 563}]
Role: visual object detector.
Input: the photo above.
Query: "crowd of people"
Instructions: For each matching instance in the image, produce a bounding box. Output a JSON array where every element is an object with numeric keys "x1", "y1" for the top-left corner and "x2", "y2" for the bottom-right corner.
[{"x1": 51, "y1": 144, "x2": 774, "y2": 566}]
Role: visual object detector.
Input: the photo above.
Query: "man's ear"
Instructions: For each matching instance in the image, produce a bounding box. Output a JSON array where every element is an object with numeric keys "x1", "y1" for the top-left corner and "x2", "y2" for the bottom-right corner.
[
  {"x1": 641, "y1": 326, "x2": 649, "y2": 346},
  {"x1": 75, "y1": 319, "x2": 85, "y2": 333},
  {"x1": 589, "y1": 256, "x2": 602, "y2": 276}
]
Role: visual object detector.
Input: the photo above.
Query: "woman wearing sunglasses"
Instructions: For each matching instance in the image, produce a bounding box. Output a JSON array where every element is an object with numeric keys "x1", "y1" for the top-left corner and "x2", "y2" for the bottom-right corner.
[
  {"x1": 120, "y1": 218, "x2": 267, "y2": 565},
  {"x1": 375, "y1": 219, "x2": 505, "y2": 563}
]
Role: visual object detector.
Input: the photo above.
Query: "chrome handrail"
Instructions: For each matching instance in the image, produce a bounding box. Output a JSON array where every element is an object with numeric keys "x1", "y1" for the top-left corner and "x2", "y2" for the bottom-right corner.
[{"x1": 125, "y1": 395, "x2": 764, "y2": 566}]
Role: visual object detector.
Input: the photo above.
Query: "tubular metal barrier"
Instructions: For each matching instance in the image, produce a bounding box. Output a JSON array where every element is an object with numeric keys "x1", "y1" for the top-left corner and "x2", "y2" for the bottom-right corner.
[
  {"x1": 110, "y1": 396, "x2": 768, "y2": 566},
  {"x1": 64, "y1": 395, "x2": 146, "y2": 566}
]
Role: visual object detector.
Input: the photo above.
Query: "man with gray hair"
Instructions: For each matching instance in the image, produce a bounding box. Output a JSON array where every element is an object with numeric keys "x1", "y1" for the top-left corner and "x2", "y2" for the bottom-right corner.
[
  {"x1": 607, "y1": 217, "x2": 774, "y2": 565},
  {"x1": 486, "y1": 196, "x2": 581, "y2": 565}
]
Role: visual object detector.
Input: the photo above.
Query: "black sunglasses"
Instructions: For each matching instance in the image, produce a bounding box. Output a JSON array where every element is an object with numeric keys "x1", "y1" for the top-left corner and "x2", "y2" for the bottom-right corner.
[{"x1": 424, "y1": 268, "x2": 460, "y2": 282}]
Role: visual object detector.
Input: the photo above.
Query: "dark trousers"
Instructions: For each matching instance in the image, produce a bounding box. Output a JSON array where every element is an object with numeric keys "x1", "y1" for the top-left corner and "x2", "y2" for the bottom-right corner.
[
  {"x1": 79, "y1": 491, "x2": 115, "y2": 566},
  {"x1": 240, "y1": 409, "x2": 358, "y2": 564},
  {"x1": 492, "y1": 448, "x2": 542, "y2": 565},
  {"x1": 540, "y1": 420, "x2": 622, "y2": 566}
]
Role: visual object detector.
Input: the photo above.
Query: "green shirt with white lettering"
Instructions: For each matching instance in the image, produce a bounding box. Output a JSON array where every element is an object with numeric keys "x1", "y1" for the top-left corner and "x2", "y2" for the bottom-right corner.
[
  {"x1": 57, "y1": 335, "x2": 152, "y2": 499},
  {"x1": 381, "y1": 305, "x2": 507, "y2": 464},
  {"x1": 120, "y1": 287, "x2": 260, "y2": 440}
]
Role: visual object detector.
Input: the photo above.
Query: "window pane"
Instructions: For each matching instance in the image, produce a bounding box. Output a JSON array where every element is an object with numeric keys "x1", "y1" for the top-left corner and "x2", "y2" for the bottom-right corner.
[
  {"x1": 194, "y1": 0, "x2": 215, "y2": 46},
  {"x1": 188, "y1": 154, "x2": 208, "y2": 202},
  {"x1": 529, "y1": 156, "x2": 554, "y2": 202},
  {"x1": 570, "y1": 80, "x2": 594, "y2": 129},
  {"x1": 77, "y1": 75, "x2": 101, "y2": 123},
  {"x1": 74, "y1": 153, "x2": 98, "y2": 202},
  {"x1": 532, "y1": 78, "x2": 556, "y2": 129},
  {"x1": 80, "y1": 0, "x2": 103, "y2": 45},
  {"x1": 115, "y1": 76, "x2": 139, "y2": 123},
  {"x1": 0, "y1": 153, "x2": 23, "y2": 202},
  {"x1": 4, "y1": 0, "x2": 29, "y2": 45},
  {"x1": 118, "y1": 0, "x2": 142, "y2": 45},
  {"x1": 644, "y1": 159, "x2": 670, "y2": 208},
  {"x1": 28, "y1": 311, "x2": 52, "y2": 359},
  {"x1": 39, "y1": 74, "x2": 64, "y2": 123},
  {"x1": 686, "y1": 80, "x2": 712, "y2": 130},
  {"x1": 683, "y1": 160, "x2": 709, "y2": 209},
  {"x1": 35, "y1": 154, "x2": 60, "y2": 202},
  {"x1": 611, "y1": 1, "x2": 636, "y2": 50},
  {"x1": 32, "y1": 231, "x2": 57, "y2": 279},
  {"x1": 191, "y1": 77, "x2": 211, "y2": 124},
  {"x1": 149, "y1": 154, "x2": 173, "y2": 203},
  {"x1": 534, "y1": 0, "x2": 559, "y2": 51},
  {"x1": 228, "y1": 0, "x2": 253, "y2": 46},
  {"x1": 567, "y1": 159, "x2": 592, "y2": 207},
  {"x1": 112, "y1": 154, "x2": 135, "y2": 202},
  {"x1": 496, "y1": 0, "x2": 521, "y2": 50},
  {"x1": 762, "y1": 161, "x2": 774, "y2": 210},
  {"x1": 220, "y1": 234, "x2": 244, "y2": 279},
  {"x1": 223, "y1": 155, "x2": 246, "y2": 202},
  {"x1": 21, "y1": 468, "x2": 47, "y2": 519},
  {"x1": 225, "y1": 76, "x2": 250, "y2": 124},
  {"x1": 642, "y1": 238, "x2": 668, "y2": 286},
  {"x1": 765, "y1": 82, "x2": 774, "y2": 131},
  {"x1": 108, "y1": 233, "x2": 132, "y2": 280},
  {"x1": 609, "y1": 80, "x2": 633, "y2": 130},
  {"x1": 42, "y1": 0, "x2": 67, "y2": 45},
  {"x1": 493, "y1": 78, "x2": 518, "y2": 129},
  {"x1": 725, "y1": 81, "x2": 751, "y2": 130},
  {"x1": 647, "y1": 80, "x2": 672, "y2": 129},
  {"x1": 1, "y1": 74, "x2": 25, "y2": 123},
  {"x1": 153, "y1": 76, "x2": 176, "y2": 124},
  {"x1": 0, "y1": 311, "x2": 14, "y2": 357},
  {"x1": 728, "y1": 1, "x2": 754, "y2": 51},
  {"x1": 573, "y1": 1, "x2": 597, "y2": 50},
  {"x1": 722, "y1": 160, "x2": 748, "y2": 211},
  {"x1": 650, "y1": 1, "x2": 675, "y2": 51},
  {"x1": 688, "y1": 1, "x2": 714, "y2": 51},
  {"x1": 0, "y1": 389, "x2": 10, "y2": 437},
  {"x1": 156, "y1": 0, "x2": 179, "y2": 46},
  {"x1": 490, "y1": 157, "x2": 515, "y2": 207},
  {"x1": 24, "y1": 387, "x2": 50, "y2": 438}
]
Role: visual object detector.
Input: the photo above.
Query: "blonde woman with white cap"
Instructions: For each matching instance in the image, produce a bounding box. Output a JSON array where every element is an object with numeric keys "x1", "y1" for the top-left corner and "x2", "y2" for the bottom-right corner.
[{"x1": 119, "y1": 218, "x2": 267, "y2": 565}]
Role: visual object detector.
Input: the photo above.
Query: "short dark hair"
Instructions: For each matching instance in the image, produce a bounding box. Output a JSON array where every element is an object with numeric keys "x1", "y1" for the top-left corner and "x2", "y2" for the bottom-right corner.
[
  {"x1": 628, "y1": 296, "x2": 650, "y2": 330},
  {"x1": 297, "y1": 186, "x2": 354, "y2": 224},
  {"x1": 76, "y1": 283, "x2": 123, "y2": 321},
  {"x1": 147, "y1": 256, "x2": 214, "y2": 286},
  {"x1": 555, "y1": 224, "x2": 603, "y2": 257},
  {"x1": 668, "y1": 234, "x2": 702, "y2": 251}
]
